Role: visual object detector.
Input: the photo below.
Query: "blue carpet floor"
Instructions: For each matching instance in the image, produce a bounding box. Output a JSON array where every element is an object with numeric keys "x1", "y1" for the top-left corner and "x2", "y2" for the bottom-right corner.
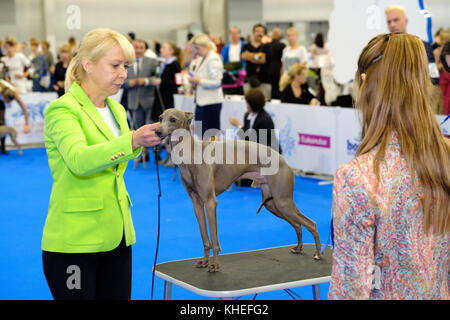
[{"x1": 0, "y1": 148, "x2": 333, "y2": 300}]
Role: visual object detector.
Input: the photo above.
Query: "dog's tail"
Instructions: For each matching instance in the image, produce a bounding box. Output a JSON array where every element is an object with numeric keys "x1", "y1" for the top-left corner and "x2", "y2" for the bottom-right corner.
[{"x1": 256, "y1": 197, "x2": 273, "y2": 214}]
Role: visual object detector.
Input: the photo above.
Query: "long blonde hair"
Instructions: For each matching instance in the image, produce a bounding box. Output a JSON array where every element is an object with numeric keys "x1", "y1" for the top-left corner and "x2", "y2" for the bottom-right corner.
[
  {"x1": 355, "y1": 33, "x2": 450, "y2": 235},
  {"x1": 65, "y1": 28, "x2": 135, "y2": 92},
  {"x1": 279, "y1": 64, "x2": 307, "y2": 92}
]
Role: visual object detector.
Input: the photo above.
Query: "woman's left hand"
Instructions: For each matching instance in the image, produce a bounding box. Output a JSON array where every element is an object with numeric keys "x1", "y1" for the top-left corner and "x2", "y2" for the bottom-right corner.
[
  {"x1": 150, "y1": 78, "x2": 161, "y2": 86},
  {"x1": 24, "y1": 124, "x2": 31, "y2": 133},
  {"x1": 188, "y1": 77, "x2": 201, "y2": 85}
]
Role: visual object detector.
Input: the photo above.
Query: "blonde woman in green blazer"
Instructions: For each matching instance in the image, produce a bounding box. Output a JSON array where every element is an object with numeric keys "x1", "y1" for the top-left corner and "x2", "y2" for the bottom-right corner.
[{"x1": 42, "y1": 29, "x2": 161, "y2": 300}]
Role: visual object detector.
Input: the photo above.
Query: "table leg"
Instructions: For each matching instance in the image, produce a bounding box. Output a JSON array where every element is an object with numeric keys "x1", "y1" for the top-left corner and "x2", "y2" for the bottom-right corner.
[
  {"x1": 164, "y1": 281, "x2": 172, "y2": 300},
  {"x1": 312, "y1": 284, "x2": 320, "y2": 300}
]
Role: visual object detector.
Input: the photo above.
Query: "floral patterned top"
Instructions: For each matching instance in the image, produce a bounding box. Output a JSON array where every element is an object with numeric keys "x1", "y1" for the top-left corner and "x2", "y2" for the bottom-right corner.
[{"x1": 328, "y1": 133, "x2": 449, "y2": 300}]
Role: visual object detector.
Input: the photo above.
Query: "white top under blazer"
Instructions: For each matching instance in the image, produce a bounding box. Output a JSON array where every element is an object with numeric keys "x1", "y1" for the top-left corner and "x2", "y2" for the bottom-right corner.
[{"x1": 192, "y1": 50, "x2": 224, "y2": 107}]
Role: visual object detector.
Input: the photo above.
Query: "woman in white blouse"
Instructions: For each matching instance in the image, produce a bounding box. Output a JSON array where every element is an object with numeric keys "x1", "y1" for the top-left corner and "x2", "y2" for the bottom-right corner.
[
  {"x1": 1, "y1": 38, "x2": 31, "y2": 94},
  {"x1": 188, "y1": 34, "x2": 224, "y2": 140},
  {"x1": 281, "y1": 27, "x2": 308, "y2": 75}
]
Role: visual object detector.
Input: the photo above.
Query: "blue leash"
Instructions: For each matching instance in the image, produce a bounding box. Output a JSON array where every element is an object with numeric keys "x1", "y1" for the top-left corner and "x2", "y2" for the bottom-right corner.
[
  {"x1": 440, "y1": 115, "x2": 450, "y2": 126},
  {"x1": 418, "y1": 0, "x2": 433, "y2": 44},
  {"x1": 321, "y1": 217, "x2": 334, "y2": 253},
  {"x1": 151, "y1": 146, "x2": 162, "y2": 300}
]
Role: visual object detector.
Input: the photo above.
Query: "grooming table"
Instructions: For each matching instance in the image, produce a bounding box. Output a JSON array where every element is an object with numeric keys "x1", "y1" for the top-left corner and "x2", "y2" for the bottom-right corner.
[{"x1": 154, "y1": 244, "x2": 333, "y2": 300}]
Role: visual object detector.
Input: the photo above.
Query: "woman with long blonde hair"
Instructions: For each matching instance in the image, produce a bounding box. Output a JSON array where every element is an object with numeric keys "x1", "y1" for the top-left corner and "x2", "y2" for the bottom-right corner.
[{"x1": 329, "y1": 33, "x2": 449, "y2": 300}]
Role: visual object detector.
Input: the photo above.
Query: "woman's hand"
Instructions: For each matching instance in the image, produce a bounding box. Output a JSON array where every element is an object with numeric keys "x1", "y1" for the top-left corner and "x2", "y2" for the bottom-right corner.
[
  {"x1": 150, "y1": 78, "x2": 161, "y2": 86},
  {"x1": 229, "y1": 116, "x2": 242, "y2": 128},
  {"x1": 188, "y1": 77, "x2": 202, "y2": 85},
  {"x1": 24, "y1": 124, "x2": 31, "y2": 134},
  {"x1": 310, "y1": 98, "x2": 320, "y2": 106},
  {"x1": 132, "y1": 122, "x2": 162, "y2": 150}
]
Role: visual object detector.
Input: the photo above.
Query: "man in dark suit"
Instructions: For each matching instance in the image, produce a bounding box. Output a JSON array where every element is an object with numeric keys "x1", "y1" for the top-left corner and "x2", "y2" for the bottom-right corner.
[{"x1": 124, "y1": 39, "x2": 158, "y2": 129}]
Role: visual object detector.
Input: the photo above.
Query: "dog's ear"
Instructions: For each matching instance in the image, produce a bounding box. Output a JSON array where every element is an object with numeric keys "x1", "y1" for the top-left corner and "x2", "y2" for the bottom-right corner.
[{"x1": 184, "y1": 112, "x2": 194, "y2": 124}]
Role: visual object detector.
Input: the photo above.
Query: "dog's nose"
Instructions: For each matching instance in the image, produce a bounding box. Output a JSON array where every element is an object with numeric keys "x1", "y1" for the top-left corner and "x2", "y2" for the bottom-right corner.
[{"x1": 155, "y1": 130, "x2": 163, "y2": 138}]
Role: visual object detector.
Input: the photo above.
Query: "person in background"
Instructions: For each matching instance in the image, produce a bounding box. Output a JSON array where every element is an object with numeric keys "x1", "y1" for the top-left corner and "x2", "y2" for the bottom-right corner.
[
  {"x1": 440, "y1": 40, "x2": 450, "y2": 115},
  {"x1": 188, "y1": 33, "x2": 224, "y2": 140},
  {"x1": 310, "y1": 33, "x2": 329, "y2": 72},
  {"x1": 28, "y1": 38, "x2": 48, "y2": 92},
  {"x1": 153, "y1": 39, "x2": 161, "y2": 57},
  {"x1": 385, "y1": 5, "x2": 442, "y2": 113},
  {"x1": 151, "y1": 41, "x2": 183, "y2": 122},
  {"x1": 17, "y1": 41, "x2": 29, "y2": 56},
  {"x1": 0, "y1": 39, "x2": 4, "y2": 58},
  {"x1": 53, "y1": 44, "x2": 72, "y2": 97},
  {"x1": 209, "y1": 34, "x2": 224, "y2": 54},
  {"x1": 280, "y1": 64, "x2": 319, "y2": 106},
  {"x1": 229, "y1": 88, "x2": 281, "y2": 186},
  {"x1": 433, "y1": 29, "x2": 449, "y2": 73},
  {"x1": 281, "y1": 27, "x2": 308, "y2": 75},
  {"x1": 41, "y1": 40, "x2": 54, "y2": 76},
  {"x1": 329, "y1": 33, "x2": 449, "y2": 300},
  {"x1": 42, "y1": 28, "x2": 161, "y2": 300},
  {"x1": 151, "y1": 40, "x2": 183, "y2": 166},
  {"x1": 144, "y1": 40, "x2": 157, "y2": 59},
  {"x1": 221, "y1": 26, "x2": 246, "y2": 95},
  {"x1": 221, "y1": 26, "x2": 245, "y2": 67},
  {"x1": 124, "y1": 39, "x2": 158, "y2": 130},
  {"x1": 268, "y1": 28, "x2": 285, "y2": 100},
  {"x1": 68, "y1": 36, "x2": 78, "y2": 56},
  {"x1": 309, "y1": 33, "x2": 329, "y2": 105},
  {"x1": 124, "y1": 39, "x2": 159, "y2": 162},
  {"x1": 0, "y1": 79, "x2": 31, "y2": 154},
  {"x1": 1, "y1": 38, "x2": 31, "y2": 93},
  {"x1": 241, "y1": 23, "x2": 272, "y2": 101},
  {"x1": 229, "y1": 87, "x2": 281, "y2": 152}
]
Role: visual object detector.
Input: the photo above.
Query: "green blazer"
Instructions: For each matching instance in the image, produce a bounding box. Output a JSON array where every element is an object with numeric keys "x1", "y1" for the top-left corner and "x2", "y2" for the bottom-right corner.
[{"x1": 42, "y1": 82, "x2": 142, "y2": 253}]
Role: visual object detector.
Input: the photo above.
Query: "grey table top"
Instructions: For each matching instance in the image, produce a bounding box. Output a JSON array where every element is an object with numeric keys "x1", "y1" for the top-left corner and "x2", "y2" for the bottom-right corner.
[{"x1": 154, "y1": 244, "x2": 333, "y2": 298}]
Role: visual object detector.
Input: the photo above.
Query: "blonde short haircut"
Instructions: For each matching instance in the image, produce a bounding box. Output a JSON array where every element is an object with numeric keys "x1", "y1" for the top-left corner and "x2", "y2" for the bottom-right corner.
[
  {"x1": 190, "y1": 33, "x2": 217, "y2": 52},
  {"x1": 385, "y1": 5, "x2": 407, "y2": 17},
  {"x1": 64, "y1": 28, "x2": 135, "y2": 92}
]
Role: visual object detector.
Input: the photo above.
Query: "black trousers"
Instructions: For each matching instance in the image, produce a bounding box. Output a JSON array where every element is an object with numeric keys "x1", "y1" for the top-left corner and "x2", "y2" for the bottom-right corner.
[
  {"x1": 194, "y1": 103, "x2": 222, "y2": 139},
  {"x1": 42, "y1": 235, "x2": 132, "y2": 300},
  {"x1": 0, "y1": 100, "x2": 6, "y2": 154}
]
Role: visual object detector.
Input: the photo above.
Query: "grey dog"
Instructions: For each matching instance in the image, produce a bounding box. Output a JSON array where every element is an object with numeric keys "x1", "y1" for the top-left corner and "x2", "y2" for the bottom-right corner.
[
  {"x1": 0, "y1": 125, "x2": 22, "y2": 155},
  {"x1": 155, "y1": 109, "x2": 322, "y2": 272}
]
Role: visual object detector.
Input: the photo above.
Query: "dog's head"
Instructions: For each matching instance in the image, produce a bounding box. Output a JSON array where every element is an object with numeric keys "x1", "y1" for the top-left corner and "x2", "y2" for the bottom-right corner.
[{"x1": 155, "y1": 109, "x2": 193, "y2": 139}]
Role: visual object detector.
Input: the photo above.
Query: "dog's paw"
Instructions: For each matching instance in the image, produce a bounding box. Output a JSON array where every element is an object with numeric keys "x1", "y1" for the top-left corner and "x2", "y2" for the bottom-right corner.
[
  {"x1": 313, "y1": 253, "x2": 321, "y2": 260},
  {"x1": 290, "y1": 245, "x2": 303, "y2": 254},
  {"x1": 195, "y1": 259, "x2": 209, "y2": 268},
  {"x1": 207, "y1": 263, "x2": 220, "y2": 273}
]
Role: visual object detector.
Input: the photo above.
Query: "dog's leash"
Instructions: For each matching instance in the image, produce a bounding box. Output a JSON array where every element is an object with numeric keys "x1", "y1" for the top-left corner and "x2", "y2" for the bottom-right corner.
[
  {"x1": 151, "y1": 145, "x2": 162, "y2": 300},
  {"x1": 321, "y1": 218, "x2": 334, "y2": 254}
]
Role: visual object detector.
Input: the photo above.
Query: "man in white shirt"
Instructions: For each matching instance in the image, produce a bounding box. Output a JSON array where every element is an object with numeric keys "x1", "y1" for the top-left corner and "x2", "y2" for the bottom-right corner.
[
  {"x1": 221, "y1": 26, "x2": 246, "y2": 95},
  {"x1": 221, "y1": 26, "x2": 245, "y2": 66}
]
